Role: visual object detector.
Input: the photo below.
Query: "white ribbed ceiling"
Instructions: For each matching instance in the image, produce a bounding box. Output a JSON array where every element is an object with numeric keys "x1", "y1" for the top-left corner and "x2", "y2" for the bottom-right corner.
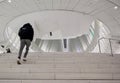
[{"x1": 0, "y1": 0, "x2": 120, "y2": 41}]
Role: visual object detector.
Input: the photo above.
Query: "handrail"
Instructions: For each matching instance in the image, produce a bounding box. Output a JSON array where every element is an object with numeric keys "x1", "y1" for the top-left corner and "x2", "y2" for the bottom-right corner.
[{"x1": 98, "y1": 37, "x2": 120, "y2": 56}]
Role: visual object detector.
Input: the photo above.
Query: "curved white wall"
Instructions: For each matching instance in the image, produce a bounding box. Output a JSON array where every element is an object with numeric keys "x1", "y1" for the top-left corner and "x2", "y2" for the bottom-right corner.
[{"x1": 6, "y1": 10, "x2": 94, "y2": 39}]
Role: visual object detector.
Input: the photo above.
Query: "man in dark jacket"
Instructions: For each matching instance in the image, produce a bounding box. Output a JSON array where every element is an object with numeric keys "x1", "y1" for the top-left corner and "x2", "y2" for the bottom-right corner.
[{"x1": 17, "y1": 23, "x2": 34, "y2": 64}]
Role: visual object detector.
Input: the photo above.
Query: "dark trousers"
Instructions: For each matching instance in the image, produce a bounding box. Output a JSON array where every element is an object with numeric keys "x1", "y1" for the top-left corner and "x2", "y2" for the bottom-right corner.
[{"x1": 18, "y1": 39, "x2": 31, "y2": 59}]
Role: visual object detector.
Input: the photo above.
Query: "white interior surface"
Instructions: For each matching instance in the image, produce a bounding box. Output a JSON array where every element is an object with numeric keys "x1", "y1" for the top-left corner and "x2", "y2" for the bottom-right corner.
[
  {"x1": 0, "y1": 0, "x2": 119, "y2": 41},
  {"x1": 7, "y1": 11, "x2": 93, "y2": 39},
  {"x1": 0, "y1": 0, "x2": 120, "y2": 53}
]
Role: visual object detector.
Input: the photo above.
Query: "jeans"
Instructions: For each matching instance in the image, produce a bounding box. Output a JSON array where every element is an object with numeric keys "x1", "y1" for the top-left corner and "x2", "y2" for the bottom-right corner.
[{"x1": 18, "y1": 39, "x2": 31, "y2": 59}]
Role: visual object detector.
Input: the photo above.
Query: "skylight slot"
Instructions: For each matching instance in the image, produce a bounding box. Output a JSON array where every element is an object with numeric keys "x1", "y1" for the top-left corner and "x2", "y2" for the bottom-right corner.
[
  {"x1": 114, "y1": 6, "x2": 118, "y2": 10},
  {"x1": 8, "y1": 0, "x2": 11, "y2": 3}
]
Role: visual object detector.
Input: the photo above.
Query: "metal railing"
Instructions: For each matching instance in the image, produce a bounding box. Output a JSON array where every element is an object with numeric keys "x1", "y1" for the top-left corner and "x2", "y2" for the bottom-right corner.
[{"x1": 98, "y1": 37, "x2": 120, "y2": 56}]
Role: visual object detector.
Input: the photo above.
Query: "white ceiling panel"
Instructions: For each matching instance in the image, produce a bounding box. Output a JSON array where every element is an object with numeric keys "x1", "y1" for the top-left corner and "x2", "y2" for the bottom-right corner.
[
  {"x1": 91, "y1": 2, "x2": 114, "y2": 15},
  {"x1": 74, "y1": 0, "x2": 90, "y2": 11},
  {"x1": 0, "y1": 0, "x2": 119, "y2": 41},
  {"x1": 59, "y1": 0, "x2": 70, "y2": 9},
  {"x1": 24, "y1": 0, "x2": 39, "y2": 11},
  {"x1": 52, "y1": 0, "x2": 61, "y2": 9},
  {"x1": 66, "y1": 0, "x2": 80, "y2": 10},
  {"x1": 109, "y1": 0, "x2": 120, "y2": 6},
  {"x1": 43, "y1": 0, "x2": 52, "y2": 9}
]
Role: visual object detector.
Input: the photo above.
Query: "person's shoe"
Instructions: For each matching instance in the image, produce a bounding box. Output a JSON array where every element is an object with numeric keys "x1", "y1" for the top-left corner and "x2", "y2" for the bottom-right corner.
[
  {"x1": 23, "y1": 58, "x2": 27, "y2": 62},
  {"x1": 17, "y1": 59, "x2": 21, "y2": 65}
]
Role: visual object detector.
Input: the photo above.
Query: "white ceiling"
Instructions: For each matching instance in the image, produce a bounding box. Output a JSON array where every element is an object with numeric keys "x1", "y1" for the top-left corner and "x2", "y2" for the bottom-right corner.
[
  {"x1": 7, "y1": 11, "x2": 93, "y2": 39},
  {"x1": 0, "y1": 0, "x2": 120, "y2": 41}
]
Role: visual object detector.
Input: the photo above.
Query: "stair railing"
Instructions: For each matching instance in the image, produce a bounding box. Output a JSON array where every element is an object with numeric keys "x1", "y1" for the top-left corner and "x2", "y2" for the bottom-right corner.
[{"x1": 98, "y1": 37, "x2": 120, "y2": 56}]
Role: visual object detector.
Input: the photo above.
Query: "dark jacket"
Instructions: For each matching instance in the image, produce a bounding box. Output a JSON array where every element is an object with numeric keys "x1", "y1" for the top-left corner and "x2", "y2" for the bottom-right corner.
[{"x1": 18, "y1": 23, "x2": 34, "y2": 41}]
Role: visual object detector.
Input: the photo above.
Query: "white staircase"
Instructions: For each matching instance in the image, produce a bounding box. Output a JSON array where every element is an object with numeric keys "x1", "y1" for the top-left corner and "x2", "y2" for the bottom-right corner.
[{"x1": 0, "y1": 52, "x2": 120, "y2": 83}]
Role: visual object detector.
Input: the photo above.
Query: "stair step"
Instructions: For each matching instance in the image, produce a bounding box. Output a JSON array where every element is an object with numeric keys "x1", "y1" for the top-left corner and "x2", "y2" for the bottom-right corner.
[
  {"x1": 0, "y1": 52, "x2": 120, "y2": 81},
  {"x1": 1, "y1": 80, "x2": 120, "y2": 83}
]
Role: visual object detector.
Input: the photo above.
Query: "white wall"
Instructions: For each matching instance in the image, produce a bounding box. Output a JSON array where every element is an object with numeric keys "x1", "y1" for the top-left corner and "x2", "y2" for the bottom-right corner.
[{"x1": 6, "y1": 10, "x2": 94, "y2": 39}]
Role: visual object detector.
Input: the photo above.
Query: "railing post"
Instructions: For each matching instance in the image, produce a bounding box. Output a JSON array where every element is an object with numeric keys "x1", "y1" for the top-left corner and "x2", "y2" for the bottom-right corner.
[
  {"x1": 109, "y1": 39, "x2": 113, "y2": 56},
  {"x1": 98, "y1": 39, "x2": 101, "y2": 53}
]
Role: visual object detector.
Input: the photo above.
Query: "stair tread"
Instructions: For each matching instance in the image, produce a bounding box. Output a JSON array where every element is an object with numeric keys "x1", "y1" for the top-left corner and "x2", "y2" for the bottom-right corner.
[{"x1": 0, "y1": 52, "x2": 120, "y2": 80}]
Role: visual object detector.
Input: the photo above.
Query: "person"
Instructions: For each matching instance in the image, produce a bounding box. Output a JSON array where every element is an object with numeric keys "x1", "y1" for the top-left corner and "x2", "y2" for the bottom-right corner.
[
  {"x1": 17, "y1": 23, "x2": 34, "y2": 64},
  {"x1": 0, "y1": 45, "x2": 6, "y2": 53},
  {"x1": 6, "y1": 48, "x2": 11, "y2": 53}
]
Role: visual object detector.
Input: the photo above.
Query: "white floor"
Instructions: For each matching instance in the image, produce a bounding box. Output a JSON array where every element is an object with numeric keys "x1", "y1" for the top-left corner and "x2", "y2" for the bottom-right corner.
[{"x1": 0, "y1": 52, "x2": 120, "y2": 83}]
